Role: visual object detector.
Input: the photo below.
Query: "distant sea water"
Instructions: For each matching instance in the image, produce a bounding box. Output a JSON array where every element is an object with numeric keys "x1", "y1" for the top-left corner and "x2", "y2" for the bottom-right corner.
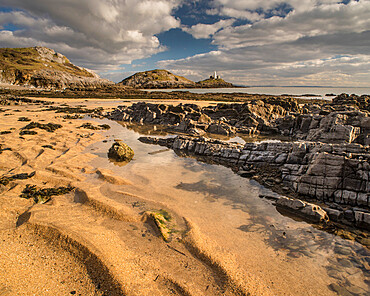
[{"x1": 144, "y1": 86, "x2": 370, "y2": 98}]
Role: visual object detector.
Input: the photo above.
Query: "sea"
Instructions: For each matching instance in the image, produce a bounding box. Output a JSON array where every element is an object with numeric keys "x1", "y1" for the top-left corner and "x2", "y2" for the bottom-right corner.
[{"x1": 144, "y1": 86, "x2": 370, "y2": 98}]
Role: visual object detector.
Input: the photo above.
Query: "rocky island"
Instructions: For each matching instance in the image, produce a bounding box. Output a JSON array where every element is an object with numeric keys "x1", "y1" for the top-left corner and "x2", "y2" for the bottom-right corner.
[{"x1": 119, "y1": 69, "x2": 235, "y2": 89}]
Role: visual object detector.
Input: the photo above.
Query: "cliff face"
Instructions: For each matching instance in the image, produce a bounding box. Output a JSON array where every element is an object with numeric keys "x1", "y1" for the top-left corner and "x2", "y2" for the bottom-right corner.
[
  {"x1": 118, "y1": 69, "x2": 196, "y2": 89},
  {"x1": 0, "y1": 47, "x2": 112, "y2": 89}
]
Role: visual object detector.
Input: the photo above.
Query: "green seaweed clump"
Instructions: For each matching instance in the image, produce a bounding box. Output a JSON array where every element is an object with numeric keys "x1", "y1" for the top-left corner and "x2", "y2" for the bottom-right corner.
[
  {"x1": 20, "y1": 184, "x2": 75, "y2": 204},
  {"x1": 145, "y1": 209, "x2": 172, "y2": 241},
  {"x1": 0, "y1": 172, "x2": 35, "y2": 186},
  {"x1": 21, "y1": 122, "x2": 62, "y2": 132}
]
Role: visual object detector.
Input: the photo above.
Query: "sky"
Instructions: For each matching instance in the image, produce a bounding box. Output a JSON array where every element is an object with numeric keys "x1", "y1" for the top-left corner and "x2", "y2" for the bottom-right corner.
[{"x1": 0, "y1": 0, "x2": 369, "y2": 86}]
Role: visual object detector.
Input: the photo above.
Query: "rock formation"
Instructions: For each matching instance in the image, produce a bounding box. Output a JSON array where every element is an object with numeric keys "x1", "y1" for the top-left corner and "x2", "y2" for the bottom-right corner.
[
  {"x1": 109, "y1": 94, "x2": 369, "y2": 144},
  {"x1": 0, "y1": 46, "x2": 112, "y2": 89},
  {"x1": 138, "y1": 135, "x2": 370, "y2": 230},
  {"x1": 109, "y1": 93, "x2": 370, "y2": 230},
  {"x1": 108, "y1": 141, "x2": 134, "y2": 162}
]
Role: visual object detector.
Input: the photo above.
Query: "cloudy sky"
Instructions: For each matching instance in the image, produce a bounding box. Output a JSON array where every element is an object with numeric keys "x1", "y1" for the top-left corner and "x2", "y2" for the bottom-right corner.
[{"x1": 0, "y1": 0, "x2": 369, "y2": 86}]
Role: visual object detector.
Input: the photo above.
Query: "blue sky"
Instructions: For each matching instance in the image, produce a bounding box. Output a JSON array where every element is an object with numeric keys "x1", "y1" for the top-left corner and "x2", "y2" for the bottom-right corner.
[{"x1": 0, "y1": 0, "x2": 369, "y2": 86}]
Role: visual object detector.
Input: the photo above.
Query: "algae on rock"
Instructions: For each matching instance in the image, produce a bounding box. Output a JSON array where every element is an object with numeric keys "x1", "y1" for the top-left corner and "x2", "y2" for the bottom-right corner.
[
  {"x1": 108, "y1": 141, "x2": 134, "y2": 162},
  {"x1": 144, "y1": 209, "x2": 173, "y2": 242}
]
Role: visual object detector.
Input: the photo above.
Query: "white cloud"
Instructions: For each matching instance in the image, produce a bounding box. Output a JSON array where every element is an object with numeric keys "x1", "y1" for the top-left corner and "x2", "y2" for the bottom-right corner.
[
  {"x1": 0, "y1": 0, "x2": 181, "y2": 70},
  {"x1": 160, "y1": 0, "x2": 370, "y2": 86},
  {"x1": 182, "y1": 19, "x2": 234, "y2": 39},
  {"x1": 211, "y1": 1, "x2": 370, "y2": 49}
]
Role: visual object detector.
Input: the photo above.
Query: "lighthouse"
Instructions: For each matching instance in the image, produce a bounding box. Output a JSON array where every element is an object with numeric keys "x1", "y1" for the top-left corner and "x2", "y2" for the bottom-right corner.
[{"x1": 210, "y1": 71, "x2": 220, "y2": 79}]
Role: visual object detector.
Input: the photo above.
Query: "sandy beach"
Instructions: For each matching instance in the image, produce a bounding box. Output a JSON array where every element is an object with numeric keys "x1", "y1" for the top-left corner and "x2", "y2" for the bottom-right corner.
[{"x1": 0, "y1": 97, "x2": 368, "y2": 296}]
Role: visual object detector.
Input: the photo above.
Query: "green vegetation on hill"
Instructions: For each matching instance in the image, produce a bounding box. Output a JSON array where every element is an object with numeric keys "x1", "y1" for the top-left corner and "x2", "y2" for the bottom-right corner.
[
  {"x1": 0, "y1": 47, "x2": 94, "y2": 78},
  {"x1": 119, "y1": 69, "x2": 195, "y2": 89}
]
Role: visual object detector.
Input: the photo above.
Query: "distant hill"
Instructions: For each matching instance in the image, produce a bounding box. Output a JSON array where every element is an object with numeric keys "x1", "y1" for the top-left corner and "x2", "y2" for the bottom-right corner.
[
  {"x1": 118, "y1": 69, "x2": 196, "y2": 89},
  {"x1": 119, "y1": 69, "x2": 235, "y2": 89},
  {"x1": 0, "y1": 47, "x2": 112, "y2": 89},
  {"x1": 196, "y1": 78, "x2": 234, "y2": 88}
]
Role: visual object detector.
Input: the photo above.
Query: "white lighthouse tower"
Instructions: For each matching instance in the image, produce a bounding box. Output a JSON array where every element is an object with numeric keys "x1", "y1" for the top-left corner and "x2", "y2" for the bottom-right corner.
[{"x1": 211, "y1": 71, "x2": 220, "y2": 79}]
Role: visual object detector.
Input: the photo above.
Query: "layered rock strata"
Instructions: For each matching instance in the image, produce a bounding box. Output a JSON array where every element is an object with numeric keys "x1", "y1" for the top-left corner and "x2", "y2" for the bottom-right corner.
[{"x1": 138, "y1": 135, "x2": 370, "y2": 230}]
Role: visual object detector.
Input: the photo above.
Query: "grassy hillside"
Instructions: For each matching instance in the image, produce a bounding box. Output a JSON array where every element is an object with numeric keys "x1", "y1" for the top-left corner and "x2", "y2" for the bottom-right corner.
[
  {"x1": 119, "y1": 69, "x2": 196, "y2": 88},
  {"x1": 0, "y1": 47, "x2": 94, "y2": 78}
]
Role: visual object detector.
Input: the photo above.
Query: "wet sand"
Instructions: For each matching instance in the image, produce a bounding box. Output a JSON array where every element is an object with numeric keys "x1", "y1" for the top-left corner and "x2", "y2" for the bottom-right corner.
[{"x1": 0, "y1": 98, "x2": 368, "y2": 295}]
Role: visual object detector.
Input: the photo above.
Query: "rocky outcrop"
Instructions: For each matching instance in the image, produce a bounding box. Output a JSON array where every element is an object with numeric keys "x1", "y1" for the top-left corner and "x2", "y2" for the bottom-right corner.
[
  {"x1": 110, "y1": 94, "x2": 369, "y2": 144},
  {"x1": 108, "y1": 97, "x2": 300, "y2": 137},
  {"x1": 276, "y1": 94, "x2": 370, "y2": 145},
  {"x1": 0, "y1": 47, "x2": 112, "y2": 89},
  {"x1": 109, "y1": 93, "x2": 369, "y2": 230},
  {"x1": 118, "y1": 69, "x2": 196, "y2": 89},
  {"x1": 138, "y1": 135, "x2": 370, "y2": 230}
]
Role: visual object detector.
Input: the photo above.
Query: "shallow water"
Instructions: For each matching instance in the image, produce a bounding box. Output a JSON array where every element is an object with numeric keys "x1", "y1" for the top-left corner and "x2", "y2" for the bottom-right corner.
[
  {"x1": 86, "y1": 118, "x2": 370, "y2": 295},
  {"x1": 144, "y1": 86, "x2": 370, "y2": 97}
]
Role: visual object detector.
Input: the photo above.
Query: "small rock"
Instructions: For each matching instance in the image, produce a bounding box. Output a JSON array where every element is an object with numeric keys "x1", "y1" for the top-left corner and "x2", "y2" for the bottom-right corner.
[{"x1": 108, "y1": 141, "x2": 134, "y2": 162}]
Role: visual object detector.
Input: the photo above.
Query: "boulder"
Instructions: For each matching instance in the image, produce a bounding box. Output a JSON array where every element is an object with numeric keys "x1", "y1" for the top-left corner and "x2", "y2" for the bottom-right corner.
[{"x1": 108, "y1": 141, "x2": 134, "y2": 162}]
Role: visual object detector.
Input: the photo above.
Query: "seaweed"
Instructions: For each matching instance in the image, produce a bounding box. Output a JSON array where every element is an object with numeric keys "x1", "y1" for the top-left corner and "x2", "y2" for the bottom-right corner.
[
  {"x1": 0, "y1": 172, "x2": 35, "y2": 186},
  {"x1": 21, "y1": 121, "x2": 62, "y2": 132},
  {"x1": 79, "y1": 123, "x2": 111, "y2": 130},
  {"x1": 20, "y1": 184, "x2": 75, "y2": 204},
  {"x1": 0, "y1": 131, "x2": 11, "y2": 135},
  {"x1": 46, "y1": 106, "x2": 104, "y2": 116},
  {"x1": 63, "y1": 114, "x2": 84, "y2": 119},
  {"x1": 99, "y1": 124, "x2": 111, "y2": 130},
  {"x1": 42, "y1": 145, "x2": 55, "y2": 150},
  {"x1": 18, "y1": 117, "x2": 31, "y2": 121},
  {"x1": 19, "y1": 130, "x2": 37, "y2": 135}
]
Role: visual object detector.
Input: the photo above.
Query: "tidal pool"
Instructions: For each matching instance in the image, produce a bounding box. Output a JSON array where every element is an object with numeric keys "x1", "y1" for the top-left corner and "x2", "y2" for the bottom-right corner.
[{"x1": 85, "y1": 117, "x2": 370, "y2": 296}]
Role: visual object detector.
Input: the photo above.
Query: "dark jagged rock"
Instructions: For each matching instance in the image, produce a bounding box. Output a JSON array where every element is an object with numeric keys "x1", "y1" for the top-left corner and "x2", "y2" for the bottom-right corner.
[
  {"x1": 110, "y1": 94, "x2": 369, "y2": 144},
  {"x1": 108, "y1": 97, "x2": 299, "y2": 137}
]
